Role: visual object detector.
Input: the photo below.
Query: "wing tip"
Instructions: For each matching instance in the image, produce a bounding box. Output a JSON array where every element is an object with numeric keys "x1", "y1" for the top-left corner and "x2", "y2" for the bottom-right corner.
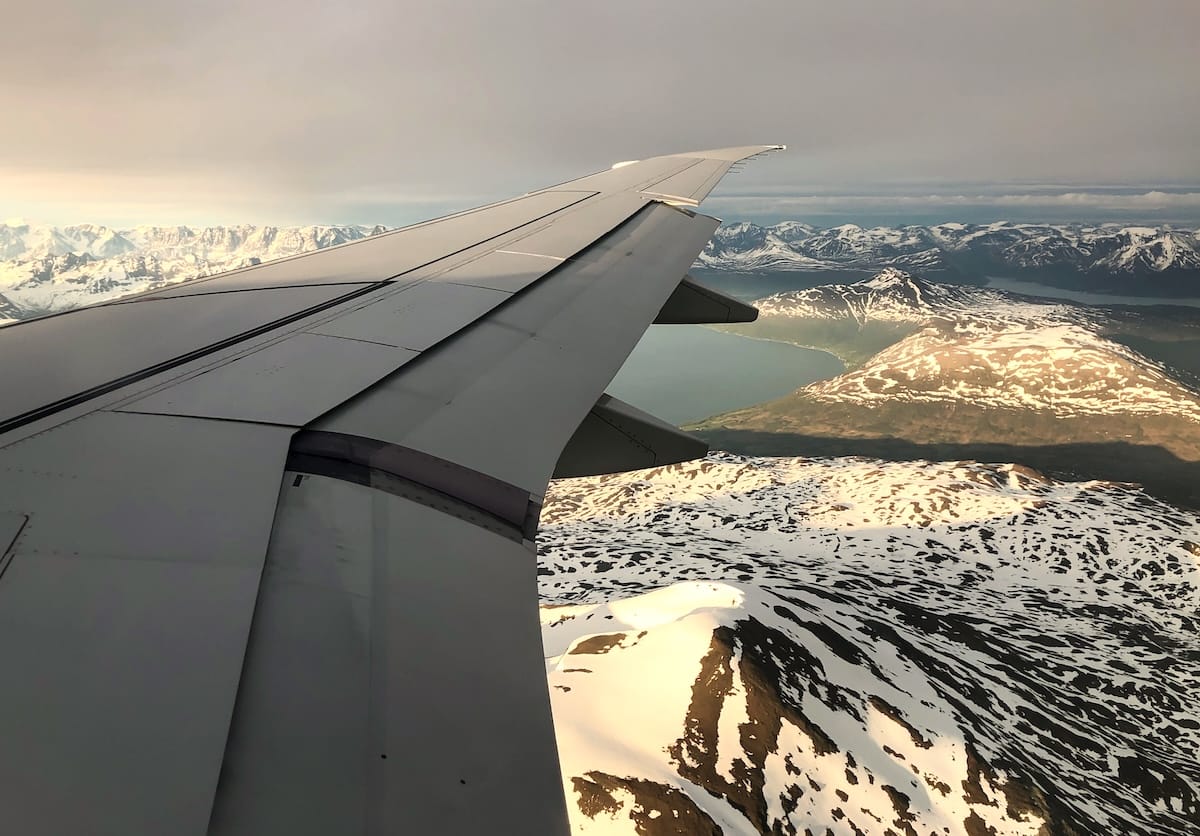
[{"x1": 668, "y1": 144, "x2": 788, "y2": 163}]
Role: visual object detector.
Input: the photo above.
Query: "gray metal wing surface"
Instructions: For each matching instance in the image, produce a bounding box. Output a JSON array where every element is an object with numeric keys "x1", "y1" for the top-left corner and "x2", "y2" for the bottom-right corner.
[{"x1": 0, "y1": 145, "x2": 783, "y2": 836}]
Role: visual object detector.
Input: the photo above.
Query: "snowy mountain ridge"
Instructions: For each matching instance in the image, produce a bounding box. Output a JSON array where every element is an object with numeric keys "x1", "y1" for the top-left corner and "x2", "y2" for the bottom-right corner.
[
  {"x1": 698, "y1": 220, "x2": 1200, "y2": 289},
  {"x1": 0, "y1": 222, "x2": 388, "y2": 319},
  {"x1": 4, "y1": 216, "x2": 1199, "y2": 322},
  {"x1": 756, "y1": 267, "x2": 1093, "y2": 328},
  {"x1": 538, "y1": 453, "x2": 1200, "y2": 835}
]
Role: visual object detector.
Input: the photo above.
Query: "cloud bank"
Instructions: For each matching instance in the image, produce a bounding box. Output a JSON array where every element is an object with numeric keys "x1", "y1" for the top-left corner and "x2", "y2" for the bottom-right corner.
[{"x1": 2, "y1": 0, "x2": 1197, "y2": 224}]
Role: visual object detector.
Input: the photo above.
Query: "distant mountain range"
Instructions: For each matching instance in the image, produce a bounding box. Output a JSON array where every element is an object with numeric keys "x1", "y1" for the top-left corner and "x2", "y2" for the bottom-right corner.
[
  {"x1": 2, "y1": 218, "x2": 1199, "y2": 323},
  {"x1": 697, "y1": 220, "x2": 1200, "y2": 296},
  {"x1": 0, "y1": 222, "x2": 387, "y2": 321},
  {"x1": 539, "y1": 453, "x2": 1200, "y2": 835}
]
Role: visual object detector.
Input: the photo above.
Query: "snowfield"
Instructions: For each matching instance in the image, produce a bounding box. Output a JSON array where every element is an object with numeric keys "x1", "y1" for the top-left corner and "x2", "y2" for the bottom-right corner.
[
  {"x1": 754, "y1": 268, "x2": 1095, "y2": 327},
  {"x1": 755, "y1": 270, "x2": 1200, "y2": 423},
  {"x1": 538, "y1": 454, "x2": 1200, "y2": 835},
  {"x1": 805, "y1": 321, "x2": 1200, "y2": 420}
]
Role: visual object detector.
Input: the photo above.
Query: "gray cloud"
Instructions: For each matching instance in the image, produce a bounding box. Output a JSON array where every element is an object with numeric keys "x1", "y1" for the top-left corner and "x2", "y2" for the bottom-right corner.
[
  {"x1": 711, "y1": 191, "x2": 1200, "y2": 211},
  {"x1": 701, "y1": 191, "x2": 1200, "y2": 227},
  {"x1": 3, "y1": 0, "x2": 1198, "y2": 223}
]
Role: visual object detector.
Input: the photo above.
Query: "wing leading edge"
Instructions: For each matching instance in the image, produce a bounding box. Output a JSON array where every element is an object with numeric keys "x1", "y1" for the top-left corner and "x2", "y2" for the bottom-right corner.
[{"x1": 0, "y1": 145, "x2": 784, "y2": 836}]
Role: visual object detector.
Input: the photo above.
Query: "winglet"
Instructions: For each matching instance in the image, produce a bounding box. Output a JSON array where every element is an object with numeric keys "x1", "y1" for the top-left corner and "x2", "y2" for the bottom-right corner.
[{"x1": 540, "y1": 145, "x2": 785, "y2": 201}]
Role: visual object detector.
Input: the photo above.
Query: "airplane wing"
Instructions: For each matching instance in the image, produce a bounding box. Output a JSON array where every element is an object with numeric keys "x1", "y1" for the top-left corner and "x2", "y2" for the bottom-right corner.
[{"x1": 0, "y1": 145, "x2": 783, "y2": 836}]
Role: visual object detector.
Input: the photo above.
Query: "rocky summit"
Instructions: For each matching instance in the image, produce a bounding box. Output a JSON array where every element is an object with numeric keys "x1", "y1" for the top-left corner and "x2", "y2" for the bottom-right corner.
[{"x1": 538, "y1": 454, "x2": 1200, "y2": 836}]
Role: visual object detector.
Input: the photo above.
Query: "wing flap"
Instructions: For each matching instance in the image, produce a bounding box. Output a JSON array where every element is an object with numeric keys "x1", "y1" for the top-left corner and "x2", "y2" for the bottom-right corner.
[
  {"x1": 553, "y1": 393, "x2": 708, "y2": 478},
  {"x1": 655, "y1": 274, "x2": 759, "y2": 324}
]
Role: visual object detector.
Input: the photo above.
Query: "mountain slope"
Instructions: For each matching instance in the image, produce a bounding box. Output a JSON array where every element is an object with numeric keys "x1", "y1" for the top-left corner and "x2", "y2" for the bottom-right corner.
[
  {"x1": 729, "y1": 269, "x2": 1200, "y2": 422},
  {"x1": 699, "y1": 270, "x2": 1200, "y2": 509},
  {"x1": 805, "y1": 322, "x2": 1200, "y2": 420},
  {"x1": 755, "y1": 267, "x2": 1095, "y2": 327},
  {"x1": 539, "y1": 454, "x2": 1200, "y2": 835}
]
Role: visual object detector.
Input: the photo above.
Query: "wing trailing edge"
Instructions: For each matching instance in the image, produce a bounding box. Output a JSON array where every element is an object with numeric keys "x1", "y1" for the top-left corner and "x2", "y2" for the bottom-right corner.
[
  {"x1": 655, "y1": 274, "x2": 758, "y2": 324},
  {"x1": 553, "y1": 393, "x2": 708, "y2": 479}
]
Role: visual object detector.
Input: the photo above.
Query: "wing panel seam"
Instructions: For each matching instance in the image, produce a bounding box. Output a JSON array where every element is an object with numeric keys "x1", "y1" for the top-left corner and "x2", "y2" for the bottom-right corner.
[
  {"x1": 0, "y1": 283, "x2": 385, "y2": 438},
  {"x1": 110, "y1": 191, "x2": 599, "y2": 303}
]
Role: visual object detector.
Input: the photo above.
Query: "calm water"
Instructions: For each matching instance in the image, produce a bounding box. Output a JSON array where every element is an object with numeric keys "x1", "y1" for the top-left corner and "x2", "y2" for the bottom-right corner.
[
  {"x1": 608, "y1": 325, "x2": 843, "y2": 425},
  {"x1": 986, "y1": 277, "x2": 1200, "y2": 308}
]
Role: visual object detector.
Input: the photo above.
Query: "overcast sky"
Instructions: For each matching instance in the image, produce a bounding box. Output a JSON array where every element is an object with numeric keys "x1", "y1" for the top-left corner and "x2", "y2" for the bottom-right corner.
[{"x1": 3, "y1": 0, "x2": 1198, "y2": 226}]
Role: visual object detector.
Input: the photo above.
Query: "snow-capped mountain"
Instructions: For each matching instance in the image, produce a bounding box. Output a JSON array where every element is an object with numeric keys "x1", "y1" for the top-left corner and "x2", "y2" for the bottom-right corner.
[
  {"x1": 755, "y1": 267, "x2": 1088, "y2": 326},
  {"x1": 5, "y1": 217, "x2": 1197, "y2": 322},
  {"x1": 0, "y1": 222, "x2": 388, "y2": 320},
  {"x1": 749, "y1": 269, "x2": 1200, "y2": 423},
  {"x1": 807, "y1": 321, "x2": 1200, "y2": 419},
  {"x1": 697, "y1": 220, "x2": 1200, "y2": 295},
  {"x1": 538, "y1": 453, "x2": 1200, "y2": 835},
  {"x1": 700, "y1": 221, "x2": 959, "y2": 276}
]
